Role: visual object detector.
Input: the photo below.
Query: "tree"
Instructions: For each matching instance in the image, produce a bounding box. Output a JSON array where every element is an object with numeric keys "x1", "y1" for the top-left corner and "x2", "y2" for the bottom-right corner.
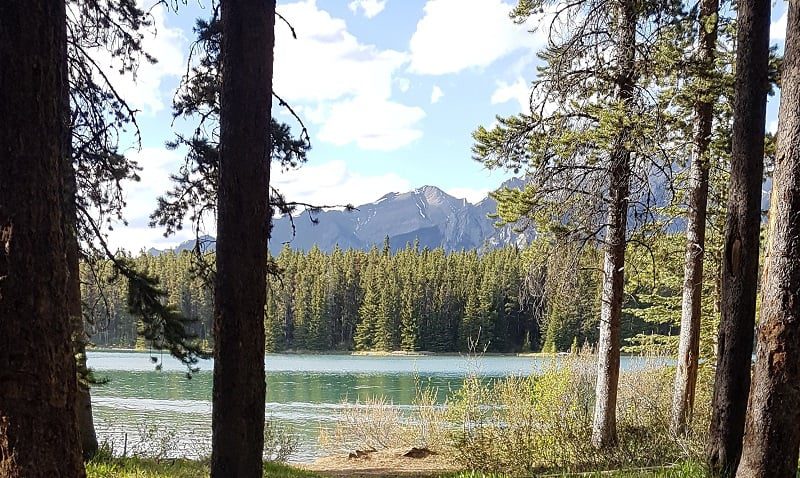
[
  {"x1": 459, "y1": 270, "x2": 484, "y2": 349},
  {"x1": 0, "y1": 0, "x2": 86, "y2": 475},
  {"x1": 151, "y1": 13, "x2": 311, "y2": 245},
  {"x1": 354, "y1": 260, "x2": 377, "y2": 350},
  {"x1": 474, "y1": 0, "x2": 678, "y2": 447},
  {"x1": 65, "y1": 0, "x2": 210, "y2": 457},
  {"x1": 589, "y1": 0, "x2": 638, "y2": 448},
  {"x1": 671, "y1": 0, "x2": 721, "y2": 436},
  {"x1": 210, "y1": 0, "x2": 275, "y2": 476},
  {"x1": 64, "y1": 140, "x2": 98, "y2": 461},
  {"x1": 66, "y1": 0, "x2": 150, "y2": 458},
  {"x1": 737, "y1": 2, "x2": 800, "y2": 475},
  {"x1": 706, "y1": 0, "x2": 771, "y2": 473}
]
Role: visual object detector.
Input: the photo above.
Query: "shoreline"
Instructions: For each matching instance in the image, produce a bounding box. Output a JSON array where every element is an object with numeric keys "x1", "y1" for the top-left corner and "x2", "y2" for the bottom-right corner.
[{"x1": 88, "y1": 346, "x2": 561, "y2": 358}]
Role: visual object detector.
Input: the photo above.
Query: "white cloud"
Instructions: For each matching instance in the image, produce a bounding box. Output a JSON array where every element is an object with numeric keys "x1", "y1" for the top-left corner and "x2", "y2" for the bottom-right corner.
[
  {"x1": 447, "y1": 187, "x2": 489, "y2": 204},
  {"x1": 75, "y1": 3, "x2": 185, "y2": 115},
  {"x1": 771, "y1": 9, "x2": 787, "y2": 41},
  {"x1": 430, "y1": 85, "x2": 444, "y2": 104},
  {"x1": 273, "y1": 160, "x2": 411, "y2": 207},
  {"x1": 408, "y1": 0, "x2": 546, "y2": 75},
  {"x1": 105, "y1": 147, "x2": 195, "y2": 251},
  {"x1": 275, "y1": 1, "x2": 405, "y2": 102},
  {"x1": 348, "y1": 0, "x2": 387, "y2": 18},
  {"x1": 317, "y1": 97, "x2": 426, "y2": 150},
  {"x1": 122, "y1": 147, "x2": 184, "y2": 220},
  {"x1": 274, "y1": 0, "x2": 423, "y2": 150},
  {"x1": 491, "y1": 78, "x2": 531, "y2": 113}
]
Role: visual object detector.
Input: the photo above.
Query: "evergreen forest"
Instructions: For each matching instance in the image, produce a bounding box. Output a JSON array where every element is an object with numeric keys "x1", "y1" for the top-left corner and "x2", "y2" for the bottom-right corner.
[{"x1": 83, "y1": 235, "x2": 699, "y2": 355}]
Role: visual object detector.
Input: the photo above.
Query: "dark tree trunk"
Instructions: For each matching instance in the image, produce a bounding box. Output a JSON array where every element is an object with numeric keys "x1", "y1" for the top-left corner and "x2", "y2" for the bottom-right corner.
[
  {"x1": 63, "y1": 157, "x2": 98, "y2": 461},
  {"x1": 706, "y1": 0, "x2": 771, "y2": 474},
  {"x1": 60, "y1": 25, "x2": 99, "y2": 460},
  {"x1": 591, "y1": 0, "x2": 636, "y2": 449},
  {"x1": 737, "y1": 3, "x2": 800, "y2": 475},
  {"x1": 671, "y1": 0, "x2": 719, "y2": 436},
  {"x1": 210, "y1": 0, "x2": 275, "y2": 476},
  {"x1": 0, "y1": 0, "x2": 86, "y2": 476}
]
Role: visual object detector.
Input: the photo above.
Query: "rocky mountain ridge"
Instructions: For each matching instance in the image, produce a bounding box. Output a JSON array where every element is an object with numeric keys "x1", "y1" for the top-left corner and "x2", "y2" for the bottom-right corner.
[{"x1": 150, "y1": 178, "x2": 534, "y2": 255}]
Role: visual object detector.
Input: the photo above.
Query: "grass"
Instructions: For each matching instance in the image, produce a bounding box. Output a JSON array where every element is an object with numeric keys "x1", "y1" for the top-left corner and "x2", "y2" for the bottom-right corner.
[
  {"x1": 443, "y1": 462, "x2": 707, "y2": 477},
  {"x1": 86, "y1": 457, "x2": 322, "y2": 478}
]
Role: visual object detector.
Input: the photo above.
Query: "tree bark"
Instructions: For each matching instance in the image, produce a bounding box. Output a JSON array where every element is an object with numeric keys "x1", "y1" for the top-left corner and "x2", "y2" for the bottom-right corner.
[
  {"x1": 671, "y1": 0, "x2": 719, "y2": 436},
  {"x1": 591, "y1": 0, "x2": 636, "y2": 449},
  {"x1": 736, "y1": 2, "x2": 800, "y2": 475},
  {"x1": 210, "y1": 0, "x2": 275, "y2": 476},
  {"x1": 0, "y1": 0, "x2": 86, "y2": 476},
  {"x1": 706, "y1": 0, "x2": 771, "y2": 474}
]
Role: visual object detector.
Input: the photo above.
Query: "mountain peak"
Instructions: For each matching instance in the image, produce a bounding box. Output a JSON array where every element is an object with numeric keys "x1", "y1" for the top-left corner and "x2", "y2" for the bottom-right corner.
[
  {"x1": 148, "y1": 179, "x2": 532, "y2": 255},
  {"x1": 414, "y1": 185, "x2": 452, "y2": 206}
]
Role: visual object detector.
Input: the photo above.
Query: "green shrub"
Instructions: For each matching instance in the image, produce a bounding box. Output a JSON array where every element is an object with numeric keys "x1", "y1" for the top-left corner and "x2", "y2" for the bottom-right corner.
[{"x1": 447, "y1": 352, "x2": 711, "y2": 475}]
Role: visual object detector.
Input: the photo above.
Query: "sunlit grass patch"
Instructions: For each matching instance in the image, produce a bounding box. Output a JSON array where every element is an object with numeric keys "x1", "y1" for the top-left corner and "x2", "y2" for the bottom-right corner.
[
  {"x1": 439, "y1": 461, "x2": 708, "y2": 477},
  {"x1": 86, "y1": 456, "x2": 322, "y2": 478}
]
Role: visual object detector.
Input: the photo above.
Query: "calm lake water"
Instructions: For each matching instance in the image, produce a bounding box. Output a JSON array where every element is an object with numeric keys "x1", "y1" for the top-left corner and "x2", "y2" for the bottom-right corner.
[{"x1": 87, "y1": 350, "x2": 665, "y2": 462}]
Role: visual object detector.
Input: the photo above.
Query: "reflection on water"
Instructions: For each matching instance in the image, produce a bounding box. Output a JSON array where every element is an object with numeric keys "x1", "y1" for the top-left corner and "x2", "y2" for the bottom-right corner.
[{"x1": 88, "y1": 351, "x2": 667, "y2": 463}]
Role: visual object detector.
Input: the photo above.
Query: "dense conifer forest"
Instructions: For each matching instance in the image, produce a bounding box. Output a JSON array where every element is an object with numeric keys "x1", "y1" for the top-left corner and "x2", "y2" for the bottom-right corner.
[{"x1": 82, "y1": 236, "x2": 691, "y2": 354}]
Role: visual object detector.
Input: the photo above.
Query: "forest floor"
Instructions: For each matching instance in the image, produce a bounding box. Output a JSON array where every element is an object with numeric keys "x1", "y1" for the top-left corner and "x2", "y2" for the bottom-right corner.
[{"x1": 85, "y1": 456, "x2": 709, "y2": 477}]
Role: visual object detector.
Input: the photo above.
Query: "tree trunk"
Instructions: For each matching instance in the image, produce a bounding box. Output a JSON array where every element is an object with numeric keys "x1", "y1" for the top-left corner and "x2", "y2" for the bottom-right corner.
[
  {"x1": 671, "y1": 0, "x2": 719, "y2": 436},
  {"x1": 60, "y1": 24, "x2": 99, "y2": 460},
  {"x1": 591, "y1": 0, "x2": 636, "y2": 449},
  {"x1": 0, "y1": 0, "x2": 86, "y2": 476},
  {"x1": 210, "y1": 0, "x2": 275, "y2": 476},
  {"x1": 706, "y1": 0, "x2": 771, "y2": 474},
  {"x1": 736, "y1": 2, "x2": 800, "y2": 475},
  {"x1": 63, "y1": 156, "x2": 98, "y2": 461}
]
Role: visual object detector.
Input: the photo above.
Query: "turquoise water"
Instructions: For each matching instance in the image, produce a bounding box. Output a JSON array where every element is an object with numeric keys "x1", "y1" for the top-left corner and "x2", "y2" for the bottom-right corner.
[{"x1": 87, "y1": 351, "x2": 664, "y2": 462}]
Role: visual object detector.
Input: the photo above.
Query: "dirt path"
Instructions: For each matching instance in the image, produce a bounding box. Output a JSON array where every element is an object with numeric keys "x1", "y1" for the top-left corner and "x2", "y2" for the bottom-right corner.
[{"x1": 303, "y1": 448, "x2": 459, "y2": 477}]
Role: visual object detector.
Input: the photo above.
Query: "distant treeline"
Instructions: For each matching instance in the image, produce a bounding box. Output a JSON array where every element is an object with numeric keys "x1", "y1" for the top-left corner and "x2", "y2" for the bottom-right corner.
[
  {"x1": 82, "y1": 242, "x2": 538, "y2": 353},
  {"x1": 82, "y1": 237, "x2": 685, "y2": 354}
]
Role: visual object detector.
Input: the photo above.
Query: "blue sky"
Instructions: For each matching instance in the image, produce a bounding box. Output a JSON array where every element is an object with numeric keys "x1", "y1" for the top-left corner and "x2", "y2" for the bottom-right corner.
[{"x1": 105, "y1": 0, "x2": 788, "y2": 251}]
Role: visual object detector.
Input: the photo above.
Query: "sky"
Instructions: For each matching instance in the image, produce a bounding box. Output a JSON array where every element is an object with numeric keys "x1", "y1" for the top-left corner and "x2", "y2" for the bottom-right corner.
[{"x1": 103, "y1": 0, "x2": 789, "y2": 252}]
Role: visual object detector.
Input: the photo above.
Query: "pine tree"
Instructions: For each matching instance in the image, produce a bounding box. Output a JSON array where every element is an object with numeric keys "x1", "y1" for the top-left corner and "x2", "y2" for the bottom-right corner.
[
  {"x1": 400, "y1": 261, "x2": 421, "y2": 351},
  {"x1": 460, "y1": 270, "x2": 484, "y2": 350},
  {"x1": 737, "y1": 3, "x2": 800, "y2": 474},
  {"x1": 0, "y1": 0, "x2": 86, "y2": 473},
  {"x1": 670, "y1": 0, "x2": 721, "y2": 436},
  {"x1": 307, "y1": 273, "x2": 330, "y2": 350},
  {"x1": 211, "y1": 0, "x2": 275, "y2": 475},
  {"x1": 706, "y1": 0, "x2": 771, "y2": 472},
  {"x1": 355, "y1": 261, "x2": 380, "y2": 350},
  {"x1": 474, "y1": 0, "x2": 682, "y2": 448},
  {"x1": 67, "y1": 0, "x2": 163, "y2": 457}
]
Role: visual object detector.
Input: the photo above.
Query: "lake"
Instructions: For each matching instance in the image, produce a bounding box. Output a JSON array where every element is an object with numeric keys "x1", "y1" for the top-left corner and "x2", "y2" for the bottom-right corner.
[{"x1": 87, "y1": 350, "x2": 666, "y2": 463}]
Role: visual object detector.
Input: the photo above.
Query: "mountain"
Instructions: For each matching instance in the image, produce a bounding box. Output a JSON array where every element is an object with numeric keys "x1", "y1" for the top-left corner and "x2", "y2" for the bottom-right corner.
[
  {"x1": 270, "y1": 178, "x2": 533, "y2": 254},
  {"x1": 149, "y1": 179, "x2": 534, "y2": 255}
]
